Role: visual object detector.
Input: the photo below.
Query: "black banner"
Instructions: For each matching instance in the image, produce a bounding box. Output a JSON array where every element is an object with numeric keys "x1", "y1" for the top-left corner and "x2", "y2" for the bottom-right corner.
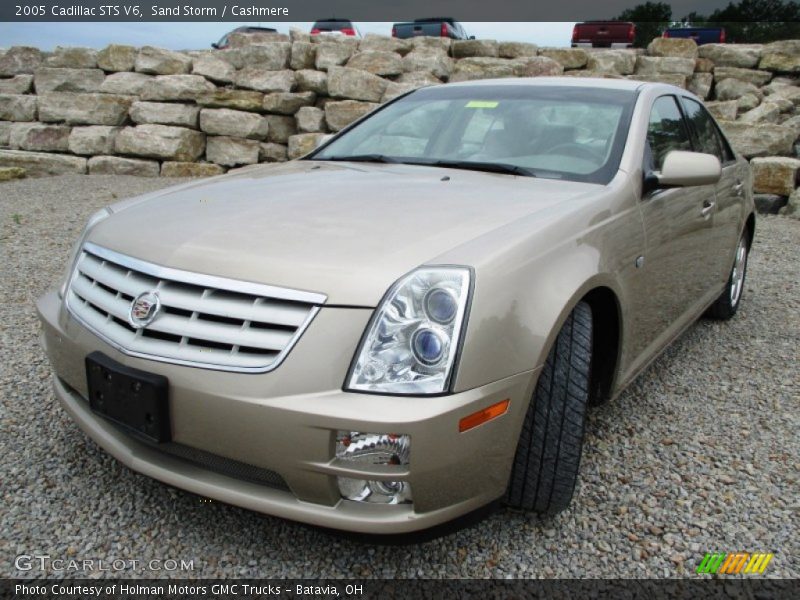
[
  {"x1": 1, "y1": 0, "x2": 795, "y2": 22},
  {"x1": 3, "y1": 579, "x2": 800, "y2": 600}
]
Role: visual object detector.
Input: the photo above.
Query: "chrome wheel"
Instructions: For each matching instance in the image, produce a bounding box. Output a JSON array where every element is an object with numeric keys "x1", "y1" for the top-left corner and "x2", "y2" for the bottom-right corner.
[{"x1": 729, "y1": 236, "x2": 747, "y2": 307}]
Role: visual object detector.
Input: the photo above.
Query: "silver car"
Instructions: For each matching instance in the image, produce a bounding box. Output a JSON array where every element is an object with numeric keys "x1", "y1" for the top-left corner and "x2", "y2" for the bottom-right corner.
[{"x1": 37, "y1": 78, "x2": 754, "y2": 533}]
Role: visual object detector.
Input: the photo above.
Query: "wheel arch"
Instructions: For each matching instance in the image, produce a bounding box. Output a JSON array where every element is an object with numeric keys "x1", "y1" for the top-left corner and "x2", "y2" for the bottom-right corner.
[
  {"x1": 745, "y1": 211, "x2": 756, "y2": 248},
  {"x1": 582, "y1": 286, "x2": 623, "y2": 404},
  {"x1": 532, "y1": 277, "x2": 625, "y2": 405}
]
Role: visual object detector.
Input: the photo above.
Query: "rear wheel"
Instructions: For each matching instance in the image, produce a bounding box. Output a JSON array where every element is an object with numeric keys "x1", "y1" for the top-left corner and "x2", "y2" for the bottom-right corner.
[
  {"x1": 706, "y1": 232, "x2": 749, "y2": 320},
  {"x1": 506, "y1": 301, "x2": 592, "y2": 514}
]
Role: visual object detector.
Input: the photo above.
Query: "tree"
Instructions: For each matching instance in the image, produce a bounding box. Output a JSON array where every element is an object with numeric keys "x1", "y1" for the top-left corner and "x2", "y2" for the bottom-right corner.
[
  {"x1": 703, "y1": 0, "x2": 800, "y2": 43},
  {"x1": 616, "y1": 1, "x2": 672, "y2": 47},
  {"x1": 678, "y1": 11, "x2": 708, "y2": 25},
  {"x1": 617, "y1": 0, "x2": 800, "y2": 46}
]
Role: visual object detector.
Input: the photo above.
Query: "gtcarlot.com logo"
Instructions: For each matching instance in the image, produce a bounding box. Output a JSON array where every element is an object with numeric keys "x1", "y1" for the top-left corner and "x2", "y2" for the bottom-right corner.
[
  {"x1": 14, "y1": 554, "x2": 195, "y2": 573},
  {"x1": 697, "y1": 552, "x2": 773, "y2": 575}
]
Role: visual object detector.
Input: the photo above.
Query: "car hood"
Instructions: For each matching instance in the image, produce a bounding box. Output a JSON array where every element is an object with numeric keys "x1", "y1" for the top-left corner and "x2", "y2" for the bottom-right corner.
[{"x1": 90, "y1": 161, "x2": 600, "y2": 306}]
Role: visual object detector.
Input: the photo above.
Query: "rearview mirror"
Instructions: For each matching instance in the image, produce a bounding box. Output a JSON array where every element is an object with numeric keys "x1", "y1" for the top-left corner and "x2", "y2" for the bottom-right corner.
[{"x1": 658, "y1": 150, "x2": 721, "y2": 187}]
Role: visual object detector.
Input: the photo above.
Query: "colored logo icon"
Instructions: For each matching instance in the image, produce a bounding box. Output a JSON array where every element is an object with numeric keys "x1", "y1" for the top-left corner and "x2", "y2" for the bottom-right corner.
[{"x1": 697, "y1": 552, "x2": 773, "y2": 575}]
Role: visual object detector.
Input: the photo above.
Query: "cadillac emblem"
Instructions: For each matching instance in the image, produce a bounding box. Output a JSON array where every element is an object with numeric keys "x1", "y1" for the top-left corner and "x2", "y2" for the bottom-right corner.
[{"x1": 128, "y1": 291, "x2": 161, "y2": 329}]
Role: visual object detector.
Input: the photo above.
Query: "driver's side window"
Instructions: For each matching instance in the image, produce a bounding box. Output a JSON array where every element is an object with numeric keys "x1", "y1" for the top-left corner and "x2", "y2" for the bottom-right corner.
[{"x1": 646, "y1": 96, "x2": 691, "y2": 172}]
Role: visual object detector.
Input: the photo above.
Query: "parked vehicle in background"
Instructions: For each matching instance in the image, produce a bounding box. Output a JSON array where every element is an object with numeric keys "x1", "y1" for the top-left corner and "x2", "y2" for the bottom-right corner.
[
  {"x1": 310, "y1": 19, "x2": 360, "y2": 37},
  {"x1": 392, "y1": 18, "x2": 472, "y2": 40},
  {"x1": 211, "y1": 26, "x2": 279, "y2": 49},
  {"x1": 663, "y1": 26, "x2": 726, "y2": 44},
  {"x1": 571, "y1": 21, "x2": 636, "y2": 48}
]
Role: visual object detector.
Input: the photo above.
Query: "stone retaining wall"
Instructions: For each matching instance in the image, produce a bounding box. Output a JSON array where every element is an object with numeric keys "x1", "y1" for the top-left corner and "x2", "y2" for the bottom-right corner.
[{"x1": 1, "y1": 32, "x2": 800, "y2": 206}]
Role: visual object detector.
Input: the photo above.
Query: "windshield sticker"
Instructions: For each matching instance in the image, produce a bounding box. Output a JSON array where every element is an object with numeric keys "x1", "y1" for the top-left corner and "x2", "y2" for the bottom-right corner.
[{"x1": 465, "y1": 101, "x2": 499, "y2": 109}]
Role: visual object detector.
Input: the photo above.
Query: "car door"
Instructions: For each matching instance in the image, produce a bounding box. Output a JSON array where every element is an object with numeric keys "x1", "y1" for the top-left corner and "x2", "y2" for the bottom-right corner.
[
  {"x1": 628, "y1": 95, "x2": 719, "y2": 365},
  {"x1": 680, "y1": 96, "x2": 745, "y2": 287}
]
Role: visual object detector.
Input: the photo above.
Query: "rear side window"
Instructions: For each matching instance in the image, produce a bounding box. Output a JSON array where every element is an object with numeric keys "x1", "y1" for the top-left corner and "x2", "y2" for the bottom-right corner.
[
  {"x1": 681, "y1": 98, "x2": 735, "y2": 164},
  {"x1": 646, "y1": 96, "x2": 691, "y2": 171}
]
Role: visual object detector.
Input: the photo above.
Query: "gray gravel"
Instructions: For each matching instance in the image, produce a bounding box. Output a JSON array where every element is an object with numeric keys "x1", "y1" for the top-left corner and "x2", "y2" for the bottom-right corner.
[{"x1": 1, "y1": 175, "x2": 798, "y2": 579}]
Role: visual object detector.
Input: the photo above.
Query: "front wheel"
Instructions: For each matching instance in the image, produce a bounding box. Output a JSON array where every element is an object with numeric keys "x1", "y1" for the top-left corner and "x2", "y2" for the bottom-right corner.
[
  {"x1": 506, "y1": 301, "x2": 592, "y2": 514},
  {"x1": 706, "y1": 232, "x2": 749, "y2": 320}
]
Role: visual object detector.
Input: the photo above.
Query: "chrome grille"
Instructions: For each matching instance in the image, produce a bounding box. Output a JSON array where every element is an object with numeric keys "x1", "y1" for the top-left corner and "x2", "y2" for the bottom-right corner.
[{"x1": 65, "y1": 242, "x2": 325, "y2": 372}]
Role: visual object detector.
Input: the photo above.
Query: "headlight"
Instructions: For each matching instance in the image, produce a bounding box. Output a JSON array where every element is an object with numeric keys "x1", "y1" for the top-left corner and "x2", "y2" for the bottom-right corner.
[
  {"x1": 58, "y1": 208, "x2": 111, "y2": 298},
  {"x1": 345, "y1": 267, "x2": 471, "y2": 395}
]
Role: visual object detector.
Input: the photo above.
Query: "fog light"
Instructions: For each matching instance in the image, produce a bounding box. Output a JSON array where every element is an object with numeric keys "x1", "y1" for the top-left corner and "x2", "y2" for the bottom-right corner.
[
  {"x1": 337, "y1": 477, "x2": 412, "y2": 504},
  {"x1": 335, "y1": 432, "x2": 412, "y2": 504}
]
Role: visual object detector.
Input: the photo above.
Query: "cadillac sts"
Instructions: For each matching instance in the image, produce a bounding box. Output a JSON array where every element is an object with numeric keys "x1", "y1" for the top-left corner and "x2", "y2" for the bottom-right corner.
[{"x1": 37, "y1": 78, "x2": 754, "y2": 533}]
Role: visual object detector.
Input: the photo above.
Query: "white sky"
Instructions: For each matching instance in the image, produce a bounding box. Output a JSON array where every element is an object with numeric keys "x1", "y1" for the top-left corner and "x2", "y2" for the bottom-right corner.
[{"x1": 0, "y1": 22, "x2": 576, "y2": 50}]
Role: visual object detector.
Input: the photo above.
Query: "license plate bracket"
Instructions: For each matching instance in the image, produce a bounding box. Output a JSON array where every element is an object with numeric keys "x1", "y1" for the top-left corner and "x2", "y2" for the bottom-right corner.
[{"x1": 86, "y1": 351, "x2": 171, "y2": 443}]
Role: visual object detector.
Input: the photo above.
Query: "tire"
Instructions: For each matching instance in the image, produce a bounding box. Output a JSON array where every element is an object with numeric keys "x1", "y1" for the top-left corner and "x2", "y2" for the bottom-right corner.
[
  {"x1": 506, "y1": 301, "x2": 592, "y2": 514},
  {"x1": 705, "y1": 231, "x2": 749, "y2": 320}
]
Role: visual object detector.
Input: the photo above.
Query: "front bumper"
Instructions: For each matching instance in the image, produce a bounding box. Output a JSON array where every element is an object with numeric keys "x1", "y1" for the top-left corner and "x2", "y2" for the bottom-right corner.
[{"x1": 37, "y1": 290, "x2": 537, "y2": 533}]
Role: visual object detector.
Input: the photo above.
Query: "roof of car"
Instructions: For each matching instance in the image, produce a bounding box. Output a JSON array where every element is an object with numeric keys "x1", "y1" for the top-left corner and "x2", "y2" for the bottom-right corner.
[
  {"x1": 233, "y1": 26, "x2": 278, "y2": 32},
  {"x1": 428, "y1": 77, "x2": 700, "y2": 101},
  {"x1": 444, "y1": 77, "x2": 647, "y2": 91},
  {"x1": 414, "y1": 17, "x2": 458, "y2": 23}
]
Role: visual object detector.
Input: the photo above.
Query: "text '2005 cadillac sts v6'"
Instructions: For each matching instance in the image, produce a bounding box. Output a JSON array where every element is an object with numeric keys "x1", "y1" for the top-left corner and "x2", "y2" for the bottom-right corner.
[{"x1": 37, "y1": 78, "x2": 754, "y2": 533}]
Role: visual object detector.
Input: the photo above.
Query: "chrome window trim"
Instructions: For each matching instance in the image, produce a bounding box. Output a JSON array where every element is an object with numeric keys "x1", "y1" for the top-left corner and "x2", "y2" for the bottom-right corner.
[{"x1": 65, "y1": 243, "x2": 326, "y2": 374}]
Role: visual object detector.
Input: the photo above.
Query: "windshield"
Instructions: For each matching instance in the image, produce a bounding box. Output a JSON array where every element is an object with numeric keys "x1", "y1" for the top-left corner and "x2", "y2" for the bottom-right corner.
[{"x1": 312, "y1": 85, "x2": 637, "y2": 184}]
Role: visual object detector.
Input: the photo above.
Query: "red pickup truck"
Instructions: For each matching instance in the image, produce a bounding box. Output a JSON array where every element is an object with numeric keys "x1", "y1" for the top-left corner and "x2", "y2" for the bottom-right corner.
[{"x1": 571, "y1": 21, "x2": 636, "y2": 48}]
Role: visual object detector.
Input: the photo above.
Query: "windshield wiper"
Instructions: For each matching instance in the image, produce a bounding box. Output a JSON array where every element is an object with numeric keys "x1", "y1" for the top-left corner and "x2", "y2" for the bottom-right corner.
[
  {"x1": 317, "y1": 154, "x2": 401, "y2": 164},
  {"x1": 421, "y1": 159, "x2": 536, "y2": 177},
  {"x1": 316, "y1": 155, "x2": 535, "y2": 177}
]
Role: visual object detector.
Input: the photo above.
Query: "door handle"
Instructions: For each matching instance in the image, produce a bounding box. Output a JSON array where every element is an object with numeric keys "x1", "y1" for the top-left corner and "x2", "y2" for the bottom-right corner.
[
  {"x1": 701, "y1": 200, "x2": 715, "y2": 217},
  {"x1": 733, "y1": 181, "x2": 744, "y2": 195}
]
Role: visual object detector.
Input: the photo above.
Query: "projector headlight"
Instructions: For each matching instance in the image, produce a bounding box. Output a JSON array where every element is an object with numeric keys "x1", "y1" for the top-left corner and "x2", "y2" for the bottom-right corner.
[
  {"x1": 58, "y1": 208, "x2": 111, "y2": 299},
  {"x1": 346, "y1": 267, "x2": 472, "y2": 395}
]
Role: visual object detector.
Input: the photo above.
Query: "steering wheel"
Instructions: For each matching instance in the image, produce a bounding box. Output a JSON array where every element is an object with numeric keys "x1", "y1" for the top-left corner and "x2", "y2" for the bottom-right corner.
[{"x1": 547, "y1": 143, "x2": 602, "y2": 162}]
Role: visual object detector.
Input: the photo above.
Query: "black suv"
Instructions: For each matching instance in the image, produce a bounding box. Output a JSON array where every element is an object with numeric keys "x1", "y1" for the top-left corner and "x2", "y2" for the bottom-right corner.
[
  {"x1": 392, "y1": 18, "x2": 472, "y2": 40},
  {"x1": 212, "y1": 26, "x2": 280, "y2": 49}
]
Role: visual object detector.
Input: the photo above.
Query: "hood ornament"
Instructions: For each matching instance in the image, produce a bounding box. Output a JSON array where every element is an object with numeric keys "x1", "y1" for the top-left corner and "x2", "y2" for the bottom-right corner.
[{"x1": 128, "y1": 291, "x2": 161, "y2": 329}]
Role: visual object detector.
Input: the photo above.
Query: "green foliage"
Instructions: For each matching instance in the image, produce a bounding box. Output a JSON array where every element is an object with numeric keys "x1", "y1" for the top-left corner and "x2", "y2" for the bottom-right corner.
[
  {"x1": 616, "y1": 1, "x2": 672, "y2": 47},
  {"x1": 704, "y1": 0, "x2": 800, "y2": 43},
  {"x1": 617, "y1": 0, "x2": 800, "y2": 46}
]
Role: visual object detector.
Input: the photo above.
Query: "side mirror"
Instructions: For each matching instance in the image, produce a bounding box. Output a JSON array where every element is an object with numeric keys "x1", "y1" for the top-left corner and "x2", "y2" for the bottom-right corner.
[
  {"x1": 211, "y1": 43, "x2": 219, "y2": 49},
  {"x1": 657, "y1": 150, "x2": 721, "y2": 187},
  {"x1": 469, "y1": 35, "x2": 476, "y2": 40}
]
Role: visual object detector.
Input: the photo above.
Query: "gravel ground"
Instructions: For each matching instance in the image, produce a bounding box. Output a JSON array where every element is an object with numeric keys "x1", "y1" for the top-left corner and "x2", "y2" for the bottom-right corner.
[{"x1": 1, "y1": 175, "x2": 798, "y2": 579}]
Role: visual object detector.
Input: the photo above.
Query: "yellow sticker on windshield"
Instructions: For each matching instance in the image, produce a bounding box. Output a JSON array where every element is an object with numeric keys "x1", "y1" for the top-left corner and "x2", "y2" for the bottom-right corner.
[{"x1": 465, "y1": 100, "x2": 499, "y2": 108}]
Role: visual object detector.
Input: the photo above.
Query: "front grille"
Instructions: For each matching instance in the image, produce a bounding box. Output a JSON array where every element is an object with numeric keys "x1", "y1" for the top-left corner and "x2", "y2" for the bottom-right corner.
[
  {"x1": 65, "y1": 242, "x2": 325, "y2": 372},
  {"x1": 159, "y1": 442, "x2": 291, "y2": 491}
]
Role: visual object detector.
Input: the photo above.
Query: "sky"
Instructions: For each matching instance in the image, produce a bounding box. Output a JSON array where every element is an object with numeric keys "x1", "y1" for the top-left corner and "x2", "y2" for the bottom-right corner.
[{"x1": 0, "y1": 22, "x2": 577, "y2": 51}]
